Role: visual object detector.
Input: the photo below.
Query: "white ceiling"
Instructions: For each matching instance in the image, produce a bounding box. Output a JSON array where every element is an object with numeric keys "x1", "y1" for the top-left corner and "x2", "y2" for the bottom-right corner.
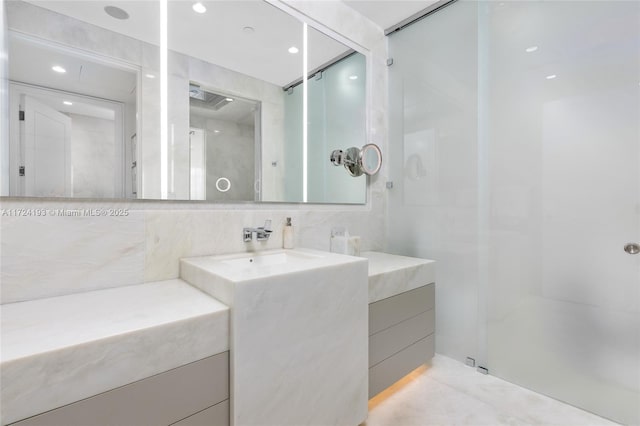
[
  {"x1": 26, "y1": 0, "x2": 351, "y2": 87},
  {"x1": 9, "y1": 34, "x2": 137, "y2": 104},
  {"x1": 12, "y1": 0, "x2": 440, "y2": 106},
  {"x1": 343, "y1": 0, "x2": 438, "y2": 31}
]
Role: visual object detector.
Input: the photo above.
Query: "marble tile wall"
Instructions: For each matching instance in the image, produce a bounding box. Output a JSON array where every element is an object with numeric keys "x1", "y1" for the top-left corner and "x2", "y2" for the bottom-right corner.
[
  {"x1": 1, "y1": 212, "x2": 145, "y2": 303},
  {"x1": 143, "y1": 207, "x2": 384, "y2": 282},
  {"x1": 69, "y1": 114, "x2": 116, "y2": 199},
  {"x1": 188, "y1": 115, "x2": 255, "y2": 202},
  {"x1": 0, "y1": 203, "x2": 385, "y2": 303},
  {"x1": 0, "y1": 0, "x2": 389, "y2": 304}
]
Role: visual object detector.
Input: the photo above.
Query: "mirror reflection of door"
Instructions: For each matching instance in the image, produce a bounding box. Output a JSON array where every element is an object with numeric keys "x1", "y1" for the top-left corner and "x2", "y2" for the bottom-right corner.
[
  {"x1": 7, "y1": 33, "x2": 137, "y2": 199},
  {"x1": 20, "y1": 94, "x2": 72, "y2": 197}
]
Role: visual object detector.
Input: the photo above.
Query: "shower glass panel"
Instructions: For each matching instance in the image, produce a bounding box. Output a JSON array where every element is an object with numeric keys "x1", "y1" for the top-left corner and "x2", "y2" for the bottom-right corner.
[
  {"x1": 387, "y1": 0, "x2": 481, "y2": 369},
  {"x1": 387, "y1": 1, "x2": 640, "y2": 424},
  {"x1": 284, "y1": 52, "x2": 366, "y2": 203}
]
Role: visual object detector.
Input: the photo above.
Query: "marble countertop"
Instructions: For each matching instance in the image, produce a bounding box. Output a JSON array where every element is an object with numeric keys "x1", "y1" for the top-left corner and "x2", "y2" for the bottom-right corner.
[
  {"x1": 362, "y1": 251, "x2": 436, "y2": 303},
  {"x1": 0, "y1": 279, "x2": 229, "y2": 425},
  {"x1": 0, "y1": 250, "x2": 433, "y2": 424}
]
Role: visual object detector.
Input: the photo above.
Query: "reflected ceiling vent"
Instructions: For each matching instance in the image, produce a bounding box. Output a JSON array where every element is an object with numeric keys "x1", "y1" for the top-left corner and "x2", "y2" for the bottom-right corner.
[{"x1": 189, "y1": 84, "x2": 233, "y2": 111}]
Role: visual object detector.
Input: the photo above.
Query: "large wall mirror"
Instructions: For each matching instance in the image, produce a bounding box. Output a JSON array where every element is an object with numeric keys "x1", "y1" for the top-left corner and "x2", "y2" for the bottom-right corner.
[{"x1": 2, "y1": 0, "x2": 368, "y2": 204}]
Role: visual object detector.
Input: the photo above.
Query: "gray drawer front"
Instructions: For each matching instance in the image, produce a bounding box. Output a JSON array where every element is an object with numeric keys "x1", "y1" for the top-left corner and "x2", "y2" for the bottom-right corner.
[
  {"x1": 369, "y1": 334, "x2": 435, "y2": 399},
  {"x1": 172, "y1": 399, "x2": 229, "y2": 426},
  {"x1": 369, "y1": 309, "x2": 435, "y2": 367},
  {"x1": 11, "y1": 352, "x2": 229, "y2": 426},
  {"x1": 369, "y1": 284, "x2": 435, "y2": 335}
]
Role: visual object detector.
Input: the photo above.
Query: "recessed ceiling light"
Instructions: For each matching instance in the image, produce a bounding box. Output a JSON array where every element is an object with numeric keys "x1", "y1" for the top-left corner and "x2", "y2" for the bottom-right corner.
[
  {"x1": 546, "y1": 74, "x2": 557, "y2": 80},
  {"x1": 225, "y1": 98, "x2": 234, "y2": 102},
  {"x1": 52, "y1": 65, "x2": 66, "y2": 73},
  {"x1": 145, "y1": 74, "x2": 156, "y2": 79},
  {"x1": 214, "y1": 130, "x2": 220, "y2": 133},
  {"x1": 349, "y1": 75, "x2": 358, "y2": 80},
  {"x1": 525, "y1": 46, "x2": 538, "y2": 53},
  {"x1": 288, "y1": 46, "x2": 299, "y2": 54},
  {"x1": 243, "y1": 26, "x2": 255, "y2": 34},
  {"x1": 63, "y1": 101, "x2": 73, "y2": 106},
  {"x1": 104, "y1": 5, "x2": 129, "y2": 20},
  {"x1": 192, "y1": 2, "x2": 206, "y2": 14}
]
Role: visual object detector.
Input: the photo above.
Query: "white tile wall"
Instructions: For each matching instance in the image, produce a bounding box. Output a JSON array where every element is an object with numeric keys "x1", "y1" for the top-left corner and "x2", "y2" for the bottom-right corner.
[{"x1": 1, "y1": 213, "x2": 145, "y2": 303}]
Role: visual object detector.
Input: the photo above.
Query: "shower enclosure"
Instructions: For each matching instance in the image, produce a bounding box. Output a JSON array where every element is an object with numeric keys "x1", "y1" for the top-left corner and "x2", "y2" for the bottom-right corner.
[{"x1": 386, "y1": 1, "x2": 639, "y2": 424}]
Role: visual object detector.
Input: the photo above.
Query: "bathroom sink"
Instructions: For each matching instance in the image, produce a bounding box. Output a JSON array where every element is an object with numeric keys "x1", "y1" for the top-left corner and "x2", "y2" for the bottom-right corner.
[
  {"x1": 219, "y1": 249, "x2": 323, "y2": 268},
  {"x1": 181, "y1": 249, "x2": 337, "y2": 290},
  {"x1": 180, "y1": 248, "x2": 368, "y2": 426}
]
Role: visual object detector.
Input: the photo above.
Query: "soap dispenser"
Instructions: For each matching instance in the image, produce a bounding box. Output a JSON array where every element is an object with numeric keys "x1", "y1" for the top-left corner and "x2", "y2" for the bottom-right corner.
[{"x1": 283, "y1": 217, "x2": 294, "y2": 249}]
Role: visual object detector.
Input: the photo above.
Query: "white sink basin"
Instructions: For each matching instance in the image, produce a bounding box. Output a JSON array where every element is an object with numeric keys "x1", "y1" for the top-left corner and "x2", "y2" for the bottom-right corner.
[
  {"x1": 181, "y1": 249, "x2": 341, "y2": 301},
  {"x1": 180, "y1": 248, "x2": 368, "y2": 426},
  {"x1": 220, "y1": 249, "x2": 323, "y2": 268}
]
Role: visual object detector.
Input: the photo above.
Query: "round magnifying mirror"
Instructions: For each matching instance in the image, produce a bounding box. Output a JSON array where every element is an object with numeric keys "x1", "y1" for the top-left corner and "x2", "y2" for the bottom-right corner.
[{"x1": 359, "y1": 143, "x2": 382, "y2": 176}]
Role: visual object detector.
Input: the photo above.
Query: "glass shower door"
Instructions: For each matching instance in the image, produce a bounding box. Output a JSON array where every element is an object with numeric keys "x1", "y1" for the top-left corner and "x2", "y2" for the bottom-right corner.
[{"x1": 387, "y1": 1, "x2": 640, "y2": 424}]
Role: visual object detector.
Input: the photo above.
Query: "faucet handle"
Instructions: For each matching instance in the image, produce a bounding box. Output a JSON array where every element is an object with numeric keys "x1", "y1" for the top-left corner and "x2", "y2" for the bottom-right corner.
[{"x1": 263, "y1": 219, "x2": 272, "y2": 233}]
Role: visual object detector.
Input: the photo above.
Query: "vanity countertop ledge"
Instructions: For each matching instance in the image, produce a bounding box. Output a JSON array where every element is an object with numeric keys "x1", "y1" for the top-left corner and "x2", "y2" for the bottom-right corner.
[
  {"x1": 0, "y1": 250, "x2": 434, "y2": 425},
  {"x1": 362, "y1": 251, "x2": 436, "y2": 303},
  {"x1": 0, "y1": 280, "x2": 229, "y2": 426}
]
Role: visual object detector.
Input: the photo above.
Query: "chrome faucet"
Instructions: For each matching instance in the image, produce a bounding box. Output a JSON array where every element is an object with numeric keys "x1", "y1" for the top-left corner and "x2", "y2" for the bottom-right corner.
[{"x1": 243, "y1": 220, "x2": 272, "y2": 242}]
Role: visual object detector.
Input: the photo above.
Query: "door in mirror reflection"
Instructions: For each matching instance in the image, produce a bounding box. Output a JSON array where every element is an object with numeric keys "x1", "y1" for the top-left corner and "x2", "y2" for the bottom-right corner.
[
  {"x1": 6, "y1": 31, "x2": 136, "y2": 199},
  {"x1": 19, "y1": 94, "x2": 71, "y2": 197}
]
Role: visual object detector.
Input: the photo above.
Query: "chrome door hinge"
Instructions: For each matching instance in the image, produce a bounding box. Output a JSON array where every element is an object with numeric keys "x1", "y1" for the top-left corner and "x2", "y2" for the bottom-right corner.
[{"x1": 19, "y1": 166, "x2": 25, "y2": 176}]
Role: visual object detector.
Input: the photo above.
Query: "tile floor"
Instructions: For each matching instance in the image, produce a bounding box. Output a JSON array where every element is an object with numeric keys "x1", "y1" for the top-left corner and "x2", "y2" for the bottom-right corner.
[{"x1": 365, "y1": 355, "x2": 618, "y2": 426}]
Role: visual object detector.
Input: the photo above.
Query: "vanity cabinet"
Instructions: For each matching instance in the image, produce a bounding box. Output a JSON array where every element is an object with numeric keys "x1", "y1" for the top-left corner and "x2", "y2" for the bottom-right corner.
[
  {"x1": 362, "y1": 251, "x2": 436, "y2": 399},
  {"x1": 10, "y1": 352, "x2": 230, "y2": 426},
  {"x1": 368, "y1": 284, "x2": 435, "y2": 398}
]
